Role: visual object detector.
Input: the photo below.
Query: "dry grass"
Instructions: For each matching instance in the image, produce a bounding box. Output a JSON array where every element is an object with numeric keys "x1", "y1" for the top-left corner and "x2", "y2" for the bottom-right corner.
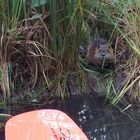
[
  {"x1": 0, "y1": 0, "x2": 90, "y2": 100},
  {"x1": 0, "y1": 0, "x2": 140, "y2": 106}
]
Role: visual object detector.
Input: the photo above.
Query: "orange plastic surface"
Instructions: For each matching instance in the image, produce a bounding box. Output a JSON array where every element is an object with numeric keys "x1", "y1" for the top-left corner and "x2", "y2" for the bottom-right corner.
[{"x1": 5, "y1": 109, "x2": 88, "y2": 140}]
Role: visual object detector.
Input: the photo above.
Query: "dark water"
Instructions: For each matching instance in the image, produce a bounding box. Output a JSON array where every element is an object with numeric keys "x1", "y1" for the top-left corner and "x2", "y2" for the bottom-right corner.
[
  {"x1": 1, "y1": 95, "x2": 140, "y2": 140},
  {"x1": 59, "y1": 95, "x2": 140, "y2": 140}
]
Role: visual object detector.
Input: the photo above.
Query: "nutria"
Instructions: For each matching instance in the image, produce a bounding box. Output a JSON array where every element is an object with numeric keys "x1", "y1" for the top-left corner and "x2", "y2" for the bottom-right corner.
[{"x1": 87, "y1": 38, "x2": 115, "y2": 68}]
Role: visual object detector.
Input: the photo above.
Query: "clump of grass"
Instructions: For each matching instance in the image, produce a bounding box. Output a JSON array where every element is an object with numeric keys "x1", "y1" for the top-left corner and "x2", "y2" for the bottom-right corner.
[
  {"x1": 0, "y1": 0, "x2": 52, "y2": 99},
  {"x1": 83, "y1": 0, "x2": 140, "y2": 106},
  {"x1": 46, "y1": 0, "x2": 91, "y2": 97},
  {"x1": 93, "y1": 0, "x2": 140, "y2": 105},
  {"x1": 111, "y1": 1, "x2": 140, "y2": 104},
  {"x1": 0, "y1": 0, "x2": 25, "y2": 99},
  {"x1": 0, "y1": 0, "x2": 91, "y2": 100},
  {"x1": 0, "y1": 0, "x2": 139, "y2": 107}
]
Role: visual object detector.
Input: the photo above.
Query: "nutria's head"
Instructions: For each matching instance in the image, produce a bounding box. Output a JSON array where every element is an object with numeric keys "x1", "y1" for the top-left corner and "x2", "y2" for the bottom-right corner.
[{"x1": 87, "y1": 38, "x2": 115, "y2": 66}]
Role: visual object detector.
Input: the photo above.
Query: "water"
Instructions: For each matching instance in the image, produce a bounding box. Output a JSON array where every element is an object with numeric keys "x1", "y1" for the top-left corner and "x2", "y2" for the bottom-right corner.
[
  {"x1": 1, "y1": 95, "x2": 140, "y2": 140},
  {"x1": 59, "y1": 95, "x2": 140, "y2": 140}
]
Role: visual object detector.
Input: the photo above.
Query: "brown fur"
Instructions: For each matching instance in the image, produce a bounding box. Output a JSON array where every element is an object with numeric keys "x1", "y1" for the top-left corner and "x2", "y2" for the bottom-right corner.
[{"x1": 87, "y1": 38, "x2": 115, "y2": 67}]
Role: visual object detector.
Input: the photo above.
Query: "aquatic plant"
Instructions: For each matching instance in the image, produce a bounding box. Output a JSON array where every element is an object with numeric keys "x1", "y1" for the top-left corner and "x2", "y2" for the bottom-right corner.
[
  {"x1": 0, "y1": 0, "x2": 90, "y2": 99},
  {"x1": 80, "y1": 0, "x2": 140, "y2": 106},
  {"x1": 0, "y1": 0, "x2": 139, "y2": 107}
]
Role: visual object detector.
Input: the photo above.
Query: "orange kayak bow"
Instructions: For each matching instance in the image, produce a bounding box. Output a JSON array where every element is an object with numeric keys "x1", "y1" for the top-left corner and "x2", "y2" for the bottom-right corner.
[{"x1": 5, "y1": 109, "x2": 88, "y2": 140}]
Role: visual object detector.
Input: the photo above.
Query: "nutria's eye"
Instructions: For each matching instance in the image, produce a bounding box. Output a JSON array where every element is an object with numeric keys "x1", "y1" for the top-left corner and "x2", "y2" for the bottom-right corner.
[{"x1": 97, "y1": 45, "x2": 100, "y2": 49}]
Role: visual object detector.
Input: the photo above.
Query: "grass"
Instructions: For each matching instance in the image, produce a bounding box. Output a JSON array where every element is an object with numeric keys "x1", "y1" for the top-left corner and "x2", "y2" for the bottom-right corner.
[
  {"x1": 79, "y1": 0, "x2": 140, "y2": 107},
  {"x1": 0, "y1": 0, "x2": 140, "y2": 107},
  {"x1": 0, "y1": 0, "x2": 90, "y2": 100},
  {"x1": 109, "y1": 1, "x2": 140, "y2": 104}
]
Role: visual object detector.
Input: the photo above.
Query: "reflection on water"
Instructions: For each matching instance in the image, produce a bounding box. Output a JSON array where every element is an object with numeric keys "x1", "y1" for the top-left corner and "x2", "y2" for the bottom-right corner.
[
  {"x1": 60, "y1": 95, "x2": 140, "y2": 140},
  {"x1": 1, "y1": 95, "x2": 140, "y2": 140}
]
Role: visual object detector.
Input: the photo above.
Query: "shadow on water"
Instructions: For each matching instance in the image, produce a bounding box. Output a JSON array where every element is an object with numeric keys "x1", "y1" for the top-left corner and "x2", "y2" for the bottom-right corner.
[
  {"x1": 1, "y1": 94, "x2": 140, "y2": 140},
  {"x1": 60, "y1": 95, "x2": 140, "y2": 140}
]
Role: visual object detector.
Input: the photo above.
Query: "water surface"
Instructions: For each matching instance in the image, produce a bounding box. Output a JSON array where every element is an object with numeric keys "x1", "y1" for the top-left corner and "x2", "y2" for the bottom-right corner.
[{"x1": 1, "y1": 95, "x2": 140, "y2": 140}]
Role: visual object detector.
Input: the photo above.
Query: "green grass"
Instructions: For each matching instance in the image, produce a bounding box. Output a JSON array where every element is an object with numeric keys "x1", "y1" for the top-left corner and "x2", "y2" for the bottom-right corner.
[
  {"x1": 0, "y1": 0, "x2": 140, "y2": 107},
  {"x1": 0, "y1": 0, "x2": 90, "y2": 100}
]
